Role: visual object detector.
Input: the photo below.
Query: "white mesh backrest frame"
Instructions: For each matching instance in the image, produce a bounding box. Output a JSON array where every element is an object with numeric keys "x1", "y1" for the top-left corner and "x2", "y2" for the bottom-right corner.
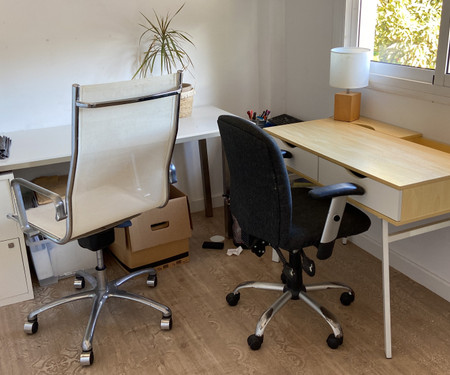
[{"x1": 62, "y1": 72, "x2": 182, "y2": 242}]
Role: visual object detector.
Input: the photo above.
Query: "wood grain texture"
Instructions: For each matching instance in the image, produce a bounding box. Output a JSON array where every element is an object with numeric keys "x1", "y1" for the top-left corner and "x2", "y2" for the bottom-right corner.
[
  {"x1": 351, "y1": 117, "x2": 422, "y2": 140},
  {"x1": 1, "y1": 208, "x2": 449, "y2": 374},
  {"x1": 265, "y1": 119, "x2": 450, "y2": 189}
]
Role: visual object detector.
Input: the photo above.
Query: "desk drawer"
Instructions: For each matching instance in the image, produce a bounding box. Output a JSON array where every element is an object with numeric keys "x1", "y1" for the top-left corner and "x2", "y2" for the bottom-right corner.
[
  {"x1": 318, "y1": 158, "x2": 402, "y2": 221},
  {"x1": 271, "y1": 137, "x2": 319, "y2": 181}
]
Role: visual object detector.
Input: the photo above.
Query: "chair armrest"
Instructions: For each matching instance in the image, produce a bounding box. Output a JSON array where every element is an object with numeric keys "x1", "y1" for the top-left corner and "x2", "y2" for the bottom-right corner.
[
  {"x1": 9, "y1": 178, "x2": 67, "y2": 236},
  {"x1": 308, "y1": 182, "x2": 365, "y2": 199},
  {"x1": 309, "y1": 183, "x2": 365, "y2": 260}
]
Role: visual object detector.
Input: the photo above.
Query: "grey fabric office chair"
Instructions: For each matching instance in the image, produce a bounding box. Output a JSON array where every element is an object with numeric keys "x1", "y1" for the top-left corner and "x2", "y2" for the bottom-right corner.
[
  {"x1": 218, "y1": 115, "x2": 371, "y2": 351},
  {"x1": 8, "y1": 72, "x2": 183, "y2": 366}
]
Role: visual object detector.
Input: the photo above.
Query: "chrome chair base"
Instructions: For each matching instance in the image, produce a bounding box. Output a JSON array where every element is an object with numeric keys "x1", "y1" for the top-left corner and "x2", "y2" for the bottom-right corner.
[
  {"x1": 227, "y1": 280, "x2": 354, "y2": 350},
  {"x1": 24, "y1": 250, "x2": 172, "y2": 366}
]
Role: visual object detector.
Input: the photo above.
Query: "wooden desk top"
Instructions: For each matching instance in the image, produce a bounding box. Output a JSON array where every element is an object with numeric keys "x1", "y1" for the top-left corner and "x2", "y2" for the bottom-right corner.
[{"x1": 265, "y1": 117, "x2": 450, "y2": 190}]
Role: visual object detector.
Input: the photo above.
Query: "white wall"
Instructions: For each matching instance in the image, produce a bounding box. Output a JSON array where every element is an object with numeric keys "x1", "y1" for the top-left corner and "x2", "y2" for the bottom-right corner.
[
  {"x1": 3, "y1": 0, "x2": 448, "y2": 301},
  {"x1": 0, "y1": 0, "x2": 260, "y2": 131},
  {"x1": 285, "y1": 0, "x2": 450, "y2": 301},
  {"x1": 0, "y1": 0, "x2": 285, "y2": 212}
]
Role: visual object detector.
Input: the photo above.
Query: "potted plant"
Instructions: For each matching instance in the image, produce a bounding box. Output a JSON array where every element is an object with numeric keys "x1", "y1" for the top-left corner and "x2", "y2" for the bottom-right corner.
[{"x1": 133, "y1": 3, "x2": 195, "y2": 117}]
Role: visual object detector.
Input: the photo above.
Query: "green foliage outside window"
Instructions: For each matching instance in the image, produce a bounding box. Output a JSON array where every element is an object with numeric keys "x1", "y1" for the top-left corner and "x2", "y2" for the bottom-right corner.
[{"x1": 374, "y1": 0, "x2": 442, "y2": 69}]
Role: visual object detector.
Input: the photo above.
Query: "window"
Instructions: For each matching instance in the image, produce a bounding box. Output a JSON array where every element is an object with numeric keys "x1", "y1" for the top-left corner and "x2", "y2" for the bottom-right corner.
[{"x1": 347, "y1": 0, "x2": 450, "y2": 100}]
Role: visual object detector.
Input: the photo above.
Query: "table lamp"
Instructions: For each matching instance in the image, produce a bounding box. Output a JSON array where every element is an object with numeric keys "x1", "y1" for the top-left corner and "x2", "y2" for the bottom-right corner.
[{"x1": 329, "y1": 47, "x2": 370, "y2": 122}]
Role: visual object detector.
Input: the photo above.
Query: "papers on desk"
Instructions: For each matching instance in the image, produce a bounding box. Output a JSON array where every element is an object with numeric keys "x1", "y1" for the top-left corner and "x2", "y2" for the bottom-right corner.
[{"x1": 0, "y1": 136, "x2": 11, "y2": 159}]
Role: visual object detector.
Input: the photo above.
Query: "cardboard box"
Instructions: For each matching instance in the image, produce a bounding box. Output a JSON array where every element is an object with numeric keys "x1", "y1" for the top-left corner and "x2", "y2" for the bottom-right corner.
[{"x1": 109, "y1": 185, "x2": 192, "y2": 270}]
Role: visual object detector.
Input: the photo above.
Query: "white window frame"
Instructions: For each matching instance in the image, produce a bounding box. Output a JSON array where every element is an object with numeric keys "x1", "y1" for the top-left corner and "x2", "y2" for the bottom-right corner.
[{"x1": 344, "y1": 0, "x2": 450, "y2": 104}]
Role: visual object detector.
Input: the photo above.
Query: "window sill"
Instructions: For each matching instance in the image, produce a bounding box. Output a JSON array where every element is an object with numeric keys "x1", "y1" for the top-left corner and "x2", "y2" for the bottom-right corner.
[{"x1": 368, "y1": 73, "x2": 450, "y2": 106}]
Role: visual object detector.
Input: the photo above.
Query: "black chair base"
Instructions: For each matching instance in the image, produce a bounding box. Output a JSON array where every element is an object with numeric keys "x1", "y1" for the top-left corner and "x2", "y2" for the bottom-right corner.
[
  {"x1": 227, "y1": 278, "x2": 353, "y2": 350},
  {"x1": 226, "y1": 250, "x2": 354, "y2": 350}
]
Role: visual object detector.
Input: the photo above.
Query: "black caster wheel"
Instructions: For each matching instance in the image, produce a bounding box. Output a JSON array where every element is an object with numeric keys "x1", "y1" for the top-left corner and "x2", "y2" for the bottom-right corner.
[
  {"x1": 161, "y1": 316, "x2": 172, "y2": 330},
  {"x1": 326, "y1": 334, "x2": 343, "y2": 349},
  {"x1": 80, "y1": 350, "x2": 94, "y2": 366},
  {"x1": 281, "y1": 273, "x2": 287, "y2": 284},
  {"x1": 147, "y1": 274, "x2": 158, "y2": 287},
  {"x1": 247, "y1": 334, "x2": 264, "y2": 350},
  {"x1": 24, "y1": 318, "x2": 38, "y2": 334},
  {"x1": 340, "y1": 292, "x2": 355, "y2": 306},
  {"x1": 74, "y1": 276, "x2": 85, "y2": 289},
  {"x1": 226, "y1": 292, "x2": 240, "y2": 306}
]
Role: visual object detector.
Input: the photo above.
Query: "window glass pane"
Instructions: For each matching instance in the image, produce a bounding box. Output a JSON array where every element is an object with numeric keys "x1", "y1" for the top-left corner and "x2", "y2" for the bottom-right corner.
[{"x1": 372, "y1": 0, "x2": 442, "y2": 70}]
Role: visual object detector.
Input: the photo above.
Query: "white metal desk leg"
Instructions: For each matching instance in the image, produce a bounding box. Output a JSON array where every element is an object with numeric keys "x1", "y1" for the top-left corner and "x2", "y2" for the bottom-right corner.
[{"x1": 382, "y1": 219, "x2": 392, "y2": 358}]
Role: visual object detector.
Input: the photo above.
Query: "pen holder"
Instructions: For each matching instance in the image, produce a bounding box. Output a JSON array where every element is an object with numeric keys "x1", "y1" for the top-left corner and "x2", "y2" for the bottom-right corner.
[{"x1": 255, "y1": 117, "x2": 267, "y2": 128}]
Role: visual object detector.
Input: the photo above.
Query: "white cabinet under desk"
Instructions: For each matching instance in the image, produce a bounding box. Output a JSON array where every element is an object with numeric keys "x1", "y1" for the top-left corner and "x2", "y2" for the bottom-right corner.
[{"x1": 0, "y1": 172, "x2": 34, "y2": 307}]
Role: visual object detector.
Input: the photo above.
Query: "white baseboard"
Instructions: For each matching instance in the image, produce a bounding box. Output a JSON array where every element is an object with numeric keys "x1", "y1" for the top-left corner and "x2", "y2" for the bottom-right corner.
[{"x1": 351, "y1": 234, "x2": 450, "y2": 302}]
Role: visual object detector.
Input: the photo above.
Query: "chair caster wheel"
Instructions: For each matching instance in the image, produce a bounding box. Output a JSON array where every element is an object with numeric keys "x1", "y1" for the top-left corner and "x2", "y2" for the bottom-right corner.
[
  {"x1": 226, "y1": 292, "x2": 240, "y2": 306},
  {"x1": 247, "y1": 334, "x2": 264, "y2": 350},
  {"x1": 161, "y1": 316, "x2": 172, "y2": 330},
  {"x1": 326, "y1": 334, "x2": 343, "y2": 349},
  {"x1": 80, "y1": 350, "x2": 94, "y2": 366},
  {"x1": 147, "y1": 274, "x2": 157, "y2": 287},
  {"x1": 340, "y1": 292, "x2": 355, "y2": 306},
  {"x1": 74, "y1": 276, "x2": 85, "y2": 289},
  {"x1": 24, "y1": 318, "x2": 38, "y2": 334}
]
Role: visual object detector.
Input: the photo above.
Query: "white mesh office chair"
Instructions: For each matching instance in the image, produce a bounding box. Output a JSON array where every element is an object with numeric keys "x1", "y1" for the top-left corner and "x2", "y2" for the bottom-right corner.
[{"x1": 8, "y1": 72, "x2": 183, "y2": 366}]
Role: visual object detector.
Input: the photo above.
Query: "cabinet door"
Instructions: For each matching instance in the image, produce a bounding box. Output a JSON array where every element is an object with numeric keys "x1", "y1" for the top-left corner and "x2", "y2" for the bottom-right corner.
[
  {"x1": 0, "y1": 238, "x2": 31, "y2": 303},
  {"x1": 0, "y1": 176, "x2": 19, "y2": 239}
]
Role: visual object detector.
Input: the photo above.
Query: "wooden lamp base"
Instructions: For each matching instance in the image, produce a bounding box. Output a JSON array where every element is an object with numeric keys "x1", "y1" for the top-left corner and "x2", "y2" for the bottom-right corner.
[{"x1": 334, "y1": 91, "x2": 361, "y2": 122}]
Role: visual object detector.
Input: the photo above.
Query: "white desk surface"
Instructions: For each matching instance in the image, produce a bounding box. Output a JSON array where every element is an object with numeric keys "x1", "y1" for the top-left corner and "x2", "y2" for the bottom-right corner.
[{"x1": 0, "y1": 105, "x2": 229, "y2": 173}]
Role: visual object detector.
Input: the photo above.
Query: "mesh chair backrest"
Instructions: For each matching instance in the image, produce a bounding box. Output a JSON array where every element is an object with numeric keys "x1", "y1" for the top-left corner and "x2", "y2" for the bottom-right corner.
[
  {"x1": 67, "y1": 73, "x2": 181, "y2": 239},
  {"x1": 218, "y1": 115, "x2": 292, "y2": 248}
]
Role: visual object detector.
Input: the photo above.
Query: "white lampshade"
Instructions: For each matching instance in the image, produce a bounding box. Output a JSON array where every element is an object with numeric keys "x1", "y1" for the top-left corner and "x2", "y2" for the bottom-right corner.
[{"x1": 329, "y1": 47, "x2": 370, "y2": 89}]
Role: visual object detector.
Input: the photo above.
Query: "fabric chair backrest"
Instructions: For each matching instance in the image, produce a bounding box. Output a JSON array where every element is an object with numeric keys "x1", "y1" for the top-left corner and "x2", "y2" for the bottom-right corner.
[{"x1": 218, "y1": 115, "x2": 292, "y2": 248}]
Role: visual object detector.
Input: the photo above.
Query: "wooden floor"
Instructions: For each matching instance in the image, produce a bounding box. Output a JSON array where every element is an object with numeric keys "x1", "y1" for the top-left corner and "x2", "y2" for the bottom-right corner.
[{"x1": 1, "y1": 207, "x2": 450, "y2": 374}]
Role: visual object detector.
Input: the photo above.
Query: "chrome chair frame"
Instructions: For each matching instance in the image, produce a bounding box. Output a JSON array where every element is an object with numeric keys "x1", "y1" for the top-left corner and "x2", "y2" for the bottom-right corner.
[{"x1": 10, "y1": 73, "x2": 183, "y2": 366}]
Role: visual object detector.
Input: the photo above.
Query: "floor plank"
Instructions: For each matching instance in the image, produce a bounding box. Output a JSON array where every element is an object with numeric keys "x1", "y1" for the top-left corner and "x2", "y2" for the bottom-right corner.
[{"x1": 1, "y1": 207, "x2": 449, "y2": 374}]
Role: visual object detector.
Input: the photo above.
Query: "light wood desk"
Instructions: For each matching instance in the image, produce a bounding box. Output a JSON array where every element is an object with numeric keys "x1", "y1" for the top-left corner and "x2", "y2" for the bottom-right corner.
[{"x1": 265, "y1": 117, "x2": 450, "y2": 358}]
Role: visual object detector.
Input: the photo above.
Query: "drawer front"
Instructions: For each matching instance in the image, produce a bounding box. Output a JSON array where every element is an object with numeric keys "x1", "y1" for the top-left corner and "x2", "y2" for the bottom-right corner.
[
  {"x1": 0, "y1": 174, "x2": 20, "y2": 240},
  {"x1": 318, "y1": 158, "x2": 402, "y2": 221},
  {"x1": 271, "y1": 137, "x2": 319, "y2": 181},
  {"x1": 0, "y1": 238, "x2": 30, "y2": 303}
]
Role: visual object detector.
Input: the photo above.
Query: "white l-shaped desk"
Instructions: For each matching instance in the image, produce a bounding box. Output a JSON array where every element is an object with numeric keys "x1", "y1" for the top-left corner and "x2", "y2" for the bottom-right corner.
[
  {"x1": 0, "y1": 105, "x2": 230, "y2": 216},
  {"x1": 0, "y1": 105, "x2": 230, "y2": 307}
]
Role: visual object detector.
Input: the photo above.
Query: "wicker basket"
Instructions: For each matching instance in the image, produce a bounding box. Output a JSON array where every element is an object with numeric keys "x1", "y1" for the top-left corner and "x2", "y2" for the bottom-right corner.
[{"x1": 180, "y1": 83, "x2": 195, "y2": 118}]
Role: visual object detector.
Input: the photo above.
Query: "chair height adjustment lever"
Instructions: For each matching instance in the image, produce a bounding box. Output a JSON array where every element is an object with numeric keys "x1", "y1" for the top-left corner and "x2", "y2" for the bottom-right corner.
[{"x1": 301, "y1": 252, "x2": 315, "y2": 277}]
